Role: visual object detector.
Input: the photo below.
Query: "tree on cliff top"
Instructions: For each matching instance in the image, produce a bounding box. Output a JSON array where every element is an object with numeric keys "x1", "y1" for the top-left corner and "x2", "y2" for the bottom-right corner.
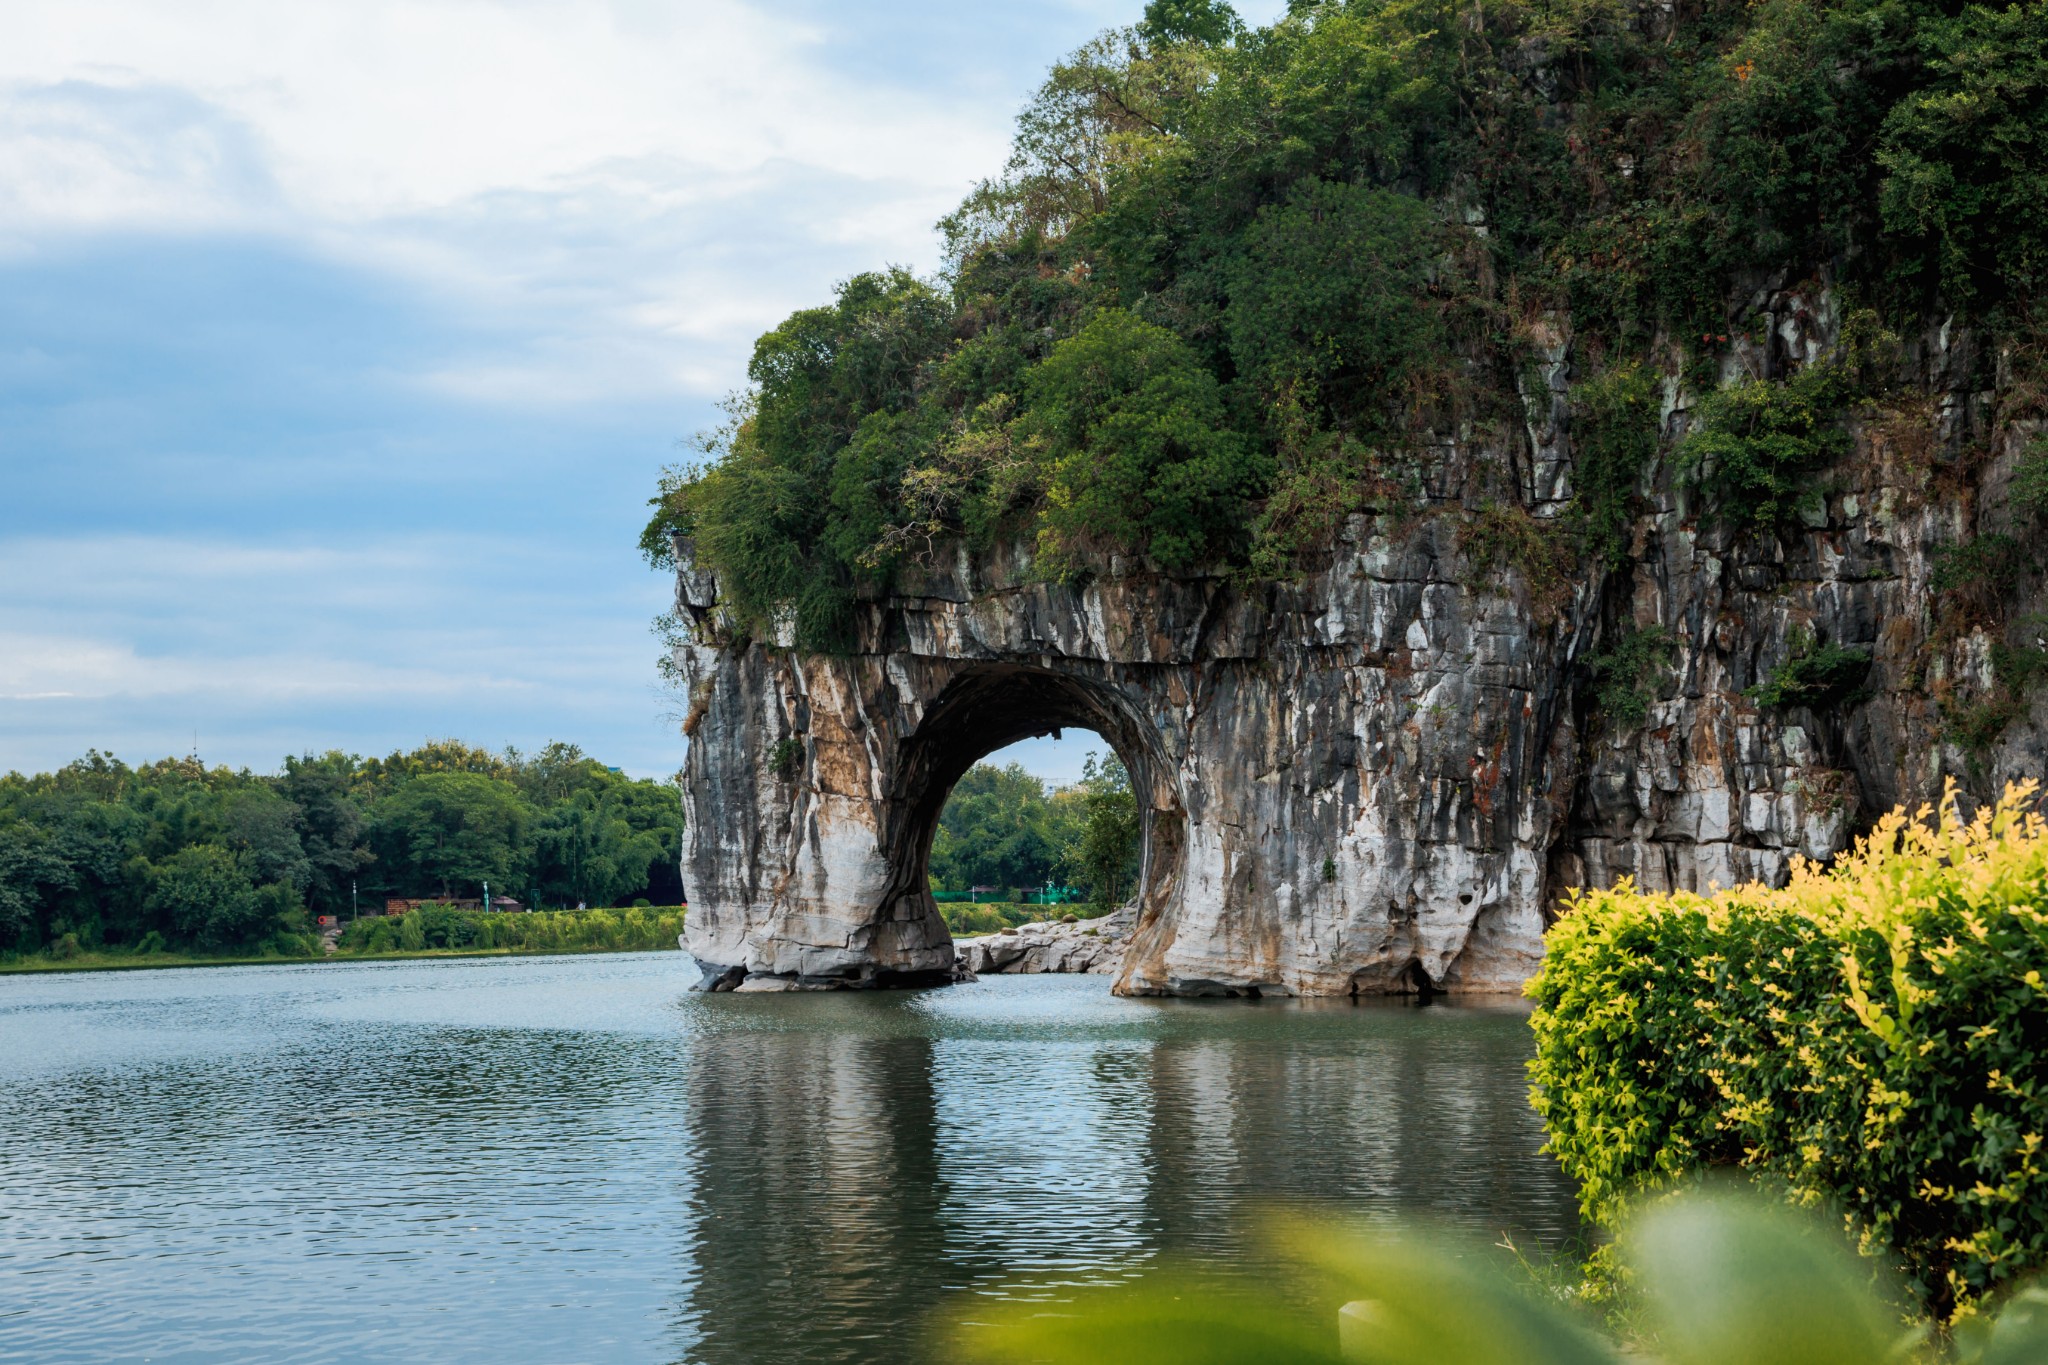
[{"x1": 647, "y1": 0, "x2": 2048, "y2": 651}]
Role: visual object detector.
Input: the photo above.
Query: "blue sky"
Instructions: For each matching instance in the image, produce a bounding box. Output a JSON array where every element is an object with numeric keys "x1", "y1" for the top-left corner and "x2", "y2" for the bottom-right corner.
[{"x1": 0, "y1": 0, "x2": 1284, "y2": 787}]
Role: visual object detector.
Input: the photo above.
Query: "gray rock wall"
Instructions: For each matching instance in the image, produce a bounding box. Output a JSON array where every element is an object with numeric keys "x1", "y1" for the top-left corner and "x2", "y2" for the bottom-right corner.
[{"x1": 673, "y1": 517, "x2": 1577, "y2": 997}]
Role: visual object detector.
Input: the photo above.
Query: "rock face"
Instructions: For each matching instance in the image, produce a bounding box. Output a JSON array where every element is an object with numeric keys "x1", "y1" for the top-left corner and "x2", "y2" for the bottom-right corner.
[
  {"x1": 673, "y1": 521, "x2": 1573, "y2": 998},
  {"x1": 956, "y1": 905, "x2": 1137, "y2": 977},
  {"x1": 671, "y1": 288, "x2": 2046, "y2": 997}
]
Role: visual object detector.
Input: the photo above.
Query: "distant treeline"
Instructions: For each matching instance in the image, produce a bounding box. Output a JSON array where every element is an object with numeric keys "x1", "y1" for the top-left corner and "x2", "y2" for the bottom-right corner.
[
  {"x1": 930, "y1": 752, "x2": 1138, "y2": 918},
  {"x1": 0, "y1": 741, "x2": 683, "y2": 960}
]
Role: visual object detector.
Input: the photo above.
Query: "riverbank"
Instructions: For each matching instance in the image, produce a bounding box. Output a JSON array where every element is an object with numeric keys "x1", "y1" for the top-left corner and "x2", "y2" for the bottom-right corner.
[{"x1": 0, "y1": 942, "x2": 687, "y2": 975}]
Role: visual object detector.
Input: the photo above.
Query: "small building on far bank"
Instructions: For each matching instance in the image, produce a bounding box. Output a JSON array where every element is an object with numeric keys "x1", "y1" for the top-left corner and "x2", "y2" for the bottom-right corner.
[{"x1": 381, "y1": 897, "x2": 526, "y2": 915}]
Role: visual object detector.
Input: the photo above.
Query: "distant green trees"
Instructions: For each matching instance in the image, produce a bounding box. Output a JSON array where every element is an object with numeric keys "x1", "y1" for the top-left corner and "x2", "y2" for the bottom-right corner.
[
  {"x1": 928, "y1": 752, "x2": 1141, "y2": 911},
  {"x1": 0, "y1": 741, "x2": 684, "y2": 959},
  {"x1": 368, "y1": 772, "x2": 529, "y2": 898}
]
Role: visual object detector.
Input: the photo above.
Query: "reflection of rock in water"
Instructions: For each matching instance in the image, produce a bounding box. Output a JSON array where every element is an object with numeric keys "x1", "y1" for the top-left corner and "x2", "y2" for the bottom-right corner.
[
  {"x1": 669, "y1": 989, "x2": 1580, "y2": 1362},
  {"x1": 674, "y1": 1013, "x2": 951, "y2": 1363}
]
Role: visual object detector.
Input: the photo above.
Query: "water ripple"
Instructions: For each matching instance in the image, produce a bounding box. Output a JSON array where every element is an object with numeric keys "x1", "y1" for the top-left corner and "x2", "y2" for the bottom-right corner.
[{"x1": 0, "y1": 958, "x2": 1578, "y2": 1364}]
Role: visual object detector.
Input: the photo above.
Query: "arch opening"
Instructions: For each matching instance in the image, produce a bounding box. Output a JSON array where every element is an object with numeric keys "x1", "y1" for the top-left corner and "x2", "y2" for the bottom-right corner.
[
  {"x1": 874, "y1": 666, "x2": 1184, "y2": 980},
  {"x1": 921, "y1": 736, "x2": 1107, "y2": 935}
]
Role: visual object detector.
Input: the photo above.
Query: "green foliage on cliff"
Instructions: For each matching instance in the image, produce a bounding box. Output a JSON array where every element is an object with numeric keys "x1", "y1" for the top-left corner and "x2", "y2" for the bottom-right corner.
[
  {"x1": 646, "y1": 0, "x2": 2048, "y2": 648},
  {"x1": 1587, "y1": 625, "x2": 1676, "y2": 728},
  {"x1": 1570, "y1": 364, "x2": 1662, "y2": 569},
  {"x1": 1678, "y1": 359, "x2": 1856, "y2": 529},
  {"x1": 1752, "y1": 630, "x2": 1873, "y2": 710}
]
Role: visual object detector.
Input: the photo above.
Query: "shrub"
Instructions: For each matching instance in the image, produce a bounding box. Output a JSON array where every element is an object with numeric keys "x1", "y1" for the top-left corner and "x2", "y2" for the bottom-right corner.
[
  {"x1": 1934, "y1": 533, "x2": 2029, "y2": 596},
  {"x1": 1876, "y1": 2, "x2": 2048, "y2": 314},
  {"x1": 1569, "y1": 363, "x2": 1663, "y2": 569},
  {"x1": 1457, "y1": 501, "x2": 1575, "y2": 624},
  {"x1": 1586, "y1": 626, "x2": 1675, "y2": 728},
  {"x1": 1751, "y1": 630, "x2": 1873, "y2": 709},
  {"x1": 1026, "y1": 309, "x2": 1271, "y2": 574},
  {"x1": 1221, "y1": 177, "x2": 1442, "y2": 428},
  {"x1": 1677, "y1": 362, "x2": 1851, "y2": 530},
  {"x1": 148, "y1": 845, "x2": 265, "y2": 949},
  {"x1": 1529, "y1": 781, "x2": 2048, "y2": 1318},
  {"x1": 1943, "y1": 691, "x2": 2029, "y2": 755},
  {"x1": 335, "y1": 907, "x2": 687, "y2": 957},
  {"x1": 2011, "y1": 437, "x2": 2048, "y2": 523}
]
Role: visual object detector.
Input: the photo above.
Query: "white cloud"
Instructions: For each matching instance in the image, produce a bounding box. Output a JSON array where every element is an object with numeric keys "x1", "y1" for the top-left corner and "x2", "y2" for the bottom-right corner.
[
  {"x1": 0, "y1": 0, "x2": 1024, "y2": 402},
  {"x1": 0, "y1": 2, "x2": 1319, "y2": 779},
  {"x1": 2, "y1": 0, "x2": 1000, "y2": 219},
  {"x1": 0, "y1": 532, "x2": 677, "y2": 774}
]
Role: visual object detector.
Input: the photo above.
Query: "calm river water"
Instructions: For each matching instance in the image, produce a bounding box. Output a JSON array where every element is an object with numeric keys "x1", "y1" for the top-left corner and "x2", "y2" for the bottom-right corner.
[{"x1": 0, "y1": 953, "x2": 1579, "y2": 1364}]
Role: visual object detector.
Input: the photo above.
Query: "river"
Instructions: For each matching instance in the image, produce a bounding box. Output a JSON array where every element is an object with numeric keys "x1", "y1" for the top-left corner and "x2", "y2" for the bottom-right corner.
[{"x1": 0, "y1": 952, "x2": 1580, "y2": 1363}]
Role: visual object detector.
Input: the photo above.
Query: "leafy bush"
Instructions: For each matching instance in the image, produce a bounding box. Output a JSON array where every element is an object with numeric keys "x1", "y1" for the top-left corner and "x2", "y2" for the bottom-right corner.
[
  {"x1": 1586, "y1": 627, "x2": 1675, "y2": 729},
  {"x1": 1026, "y1": 308, "x2": 1270, "y2": 575},
  {"x1": 2010, "y1": 437, "x2": 2048, "y2": 522},
  {"x1": 337, "y1": 906, "x2": 687, "y2": 957},
  {"x1": 1934, "y1": 534, "x2": 2030, "y2": 596},
  {"x1": 1063, "y1": 752, "x2": 1140, "y2": 910},
  {"x1": 940, "y1": 902, "x2": 1052, "y2": 936},
  {"x1": 1751, "y1": 630, "x2": 1873, "y2": 709},
  {"x1": 1529, "y1": 782, "x2": 2048, "y2": 1317},
  {"x1": 148, "y1": 845, "x2": 269, "y2": 949},
  {"x1": 1570, "y1": 364, "x2": 1663, "y2": 570},
  {"x1": 1221, "y1": 177, "x2": 1441, "y2": 426},
  {"x1": 1877, "y1": 2, "x2": 2048, "y2": 313},
  {"x1": 1458, "y1": 502, "x2": 1576, "y2": 624},
  {"x1": 1678, "y1": 362, "x2": 1851, "y2": 530}
]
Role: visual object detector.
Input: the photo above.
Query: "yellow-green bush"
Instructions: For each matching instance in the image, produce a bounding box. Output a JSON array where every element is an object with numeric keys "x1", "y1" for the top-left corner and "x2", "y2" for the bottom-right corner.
[{"x1": 1529, "y1": 782, "x2": 2048, "y2": 1319}]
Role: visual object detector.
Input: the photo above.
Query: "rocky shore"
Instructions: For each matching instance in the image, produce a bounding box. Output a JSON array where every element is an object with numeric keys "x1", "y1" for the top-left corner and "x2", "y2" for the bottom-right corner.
[{"x1": 955, "y1": 904, "x2": 1135, "y2": 977}]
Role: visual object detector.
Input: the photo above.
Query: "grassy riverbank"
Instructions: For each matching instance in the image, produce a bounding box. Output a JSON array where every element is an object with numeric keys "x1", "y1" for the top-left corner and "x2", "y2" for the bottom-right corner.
[
  {"x1": 1, "y1": 946, "x2": 330, "y2": 974},
  {"x1": 1, "y1": 905, "x2": 689, "y2": 975},
  {"x1": 0, "y1": 941, "x2": 689, "y2": 975}
]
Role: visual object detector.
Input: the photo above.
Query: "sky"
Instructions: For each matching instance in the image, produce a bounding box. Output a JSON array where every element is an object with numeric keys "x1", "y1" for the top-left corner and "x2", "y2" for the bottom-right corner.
[{"x1": 0, "y1": 0, "x2": 1285, "y2": 788}]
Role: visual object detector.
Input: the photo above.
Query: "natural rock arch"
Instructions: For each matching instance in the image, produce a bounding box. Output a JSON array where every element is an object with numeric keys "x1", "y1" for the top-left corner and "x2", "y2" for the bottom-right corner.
[
  {"x1": 670, "y1": 530, "x2": 1560, "y2": 996},
  {"x1": 666, "y1": 285, "x2": 2023, "y2": 999}
]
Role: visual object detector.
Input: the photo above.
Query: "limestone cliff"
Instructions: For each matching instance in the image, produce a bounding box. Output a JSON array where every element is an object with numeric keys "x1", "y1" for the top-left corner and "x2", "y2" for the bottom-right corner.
[{"x1": 670, "y1": 287, "x2": 2046, "y2": 997}]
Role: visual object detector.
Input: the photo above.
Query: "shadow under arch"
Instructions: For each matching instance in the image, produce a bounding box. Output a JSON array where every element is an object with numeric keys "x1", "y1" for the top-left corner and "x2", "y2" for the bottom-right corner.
[{"x1": 879, "y1": 665, "x2": 1185, "y2": 971}]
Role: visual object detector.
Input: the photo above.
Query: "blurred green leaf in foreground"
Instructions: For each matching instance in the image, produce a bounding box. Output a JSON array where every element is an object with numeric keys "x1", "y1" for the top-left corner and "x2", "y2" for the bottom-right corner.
[{"x1": 949, "y1": 1192, "x2": 2048, "y2": 1364}]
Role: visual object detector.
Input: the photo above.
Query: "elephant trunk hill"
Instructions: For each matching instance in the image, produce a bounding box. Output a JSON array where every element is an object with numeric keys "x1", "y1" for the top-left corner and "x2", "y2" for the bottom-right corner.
[
  {"x1": 670, "y1": 309, "x2": 2042, "y2": 995},
  {"x1": 654, "y1": 1, "x2": 2048, "y2": 995}
]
